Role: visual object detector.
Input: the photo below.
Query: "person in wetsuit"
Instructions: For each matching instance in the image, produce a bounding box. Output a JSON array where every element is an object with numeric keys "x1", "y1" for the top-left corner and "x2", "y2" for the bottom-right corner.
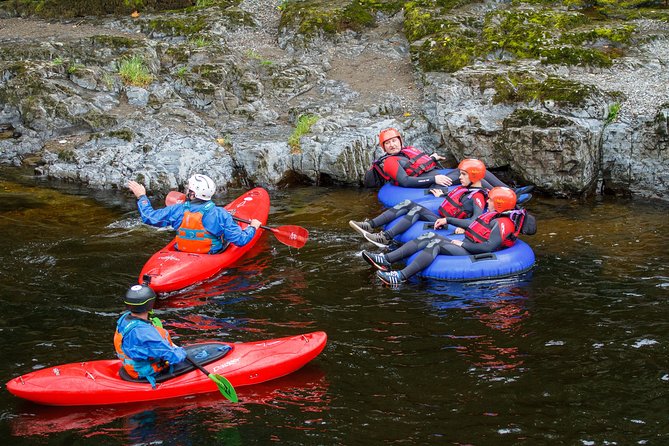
[
  {"x1": 363, "y1": 187, "x2": 520, "y2": 285},
  {"x1": 351, "y1": 158, "x2": 489, "y2": 246}
]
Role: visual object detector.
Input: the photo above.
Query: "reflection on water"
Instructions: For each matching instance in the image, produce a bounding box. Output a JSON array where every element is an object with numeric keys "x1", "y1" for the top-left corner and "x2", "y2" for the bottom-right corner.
[
  {"x1": 10, "y1": 367, "x2": 330, "y2": 442},
  {"x1": 2, "y1": 168, "x2": 669, "y2": 445}
]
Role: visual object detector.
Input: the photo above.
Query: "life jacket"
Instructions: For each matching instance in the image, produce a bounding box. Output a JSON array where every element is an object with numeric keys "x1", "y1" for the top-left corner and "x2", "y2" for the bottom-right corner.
[
  {"x1": 465, "y1": 211, "x2": 517, "y2": 249},
  {"x1": 438, "y1": 186, "x2": 488, "y2": 218},
  {"x1": 114, "y1": 312, "x2": 176, "y2": 388},
  {"x1": 175, "y1": 201, "x2": 222, "y2": 254},
  {"x1": 371, "y1": 146, "x2": 437, "y2": 185}
]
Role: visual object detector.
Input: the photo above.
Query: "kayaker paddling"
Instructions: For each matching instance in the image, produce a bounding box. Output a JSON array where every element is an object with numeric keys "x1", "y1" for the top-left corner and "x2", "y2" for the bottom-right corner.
[
  {"x1": 128, "y1": 174, "x2": 262, "y2": 254},
  {"x1": 114, "y1": 284, "x2": 187, "y2": 388}
]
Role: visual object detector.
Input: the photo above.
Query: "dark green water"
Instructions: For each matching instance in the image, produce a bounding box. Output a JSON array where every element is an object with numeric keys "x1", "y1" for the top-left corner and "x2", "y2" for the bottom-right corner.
[{"x1": 1, "y1": 167, "x2": 668, "y2": 445}]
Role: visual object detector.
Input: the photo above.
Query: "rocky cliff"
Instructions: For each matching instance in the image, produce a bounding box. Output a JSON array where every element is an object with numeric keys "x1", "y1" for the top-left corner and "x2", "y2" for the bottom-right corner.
[{"x1": 0, "y1": 0, "x2": 667, "y2": 200}]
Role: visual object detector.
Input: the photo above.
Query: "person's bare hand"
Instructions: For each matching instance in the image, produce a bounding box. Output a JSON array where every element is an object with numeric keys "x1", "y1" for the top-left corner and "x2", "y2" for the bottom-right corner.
[
  {"x1": 434, "y1": 218, "x2": 448, "y2": 229},
  {"x1": 452, "y1": 239, "x2": 463, "y2": 247},
  {"x1": 249, "y1": 219, "x2": 262, "y2": 229},
  {"x1": 434, "y1": 174, "x2": 452, "y2": 187},
  {"x1": 454, "y1": 227, "x2": 465, "y2": 235},
  {"x1": 127, "y1": 180, "x2": 146, "y2": 198},
  {"x1": 429, "y1": 188, "x2": 444, "y2": 198},
  {"x1": 431, "y1": 153, "x2": 446, "y2": 161}
]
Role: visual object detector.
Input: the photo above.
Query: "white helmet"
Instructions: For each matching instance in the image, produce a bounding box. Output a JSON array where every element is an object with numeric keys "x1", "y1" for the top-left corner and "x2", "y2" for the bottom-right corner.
[{"x1": 187, "y1": 174, "x2": 216, "y2": 201}]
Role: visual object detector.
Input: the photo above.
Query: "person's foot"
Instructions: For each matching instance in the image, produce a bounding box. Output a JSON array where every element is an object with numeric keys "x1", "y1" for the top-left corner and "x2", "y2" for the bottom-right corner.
[
  {"x1": 516, "y1": 193, "x2": 533, "y2": 205},
  {"x1": 361, "y1": 251, "x2": 391, "y2": 271},
  {"x1": 514, "y1": 185, "x2": 534, "y2": 195},
  {"x1": 364, "y1": 231, "x2": 392, "y2": 248},
  {"x1": 376, "y1": 270, "x2": 406, "y2": 285},
  {"x1": 349, "y1": 220, "x2": 373, "y2": 237}
]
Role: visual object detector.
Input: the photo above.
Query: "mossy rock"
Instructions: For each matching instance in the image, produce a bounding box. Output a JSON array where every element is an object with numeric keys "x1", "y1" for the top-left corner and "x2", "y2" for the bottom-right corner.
[
  {"x1": 503, "y1": 108, "x2": 574, "y2": 128},
  {"x1": 279, "y1": 0, "x2": 404, "y2": 38},
  {"x1": 146, "y1": 15, "x2": 208, "y2": 37},
  {"x1": 106, "y1": 128, "x2": 134, "y2": 141},
  {"x1": 91, "y1": 35, "x2": 144, "y2": 50},
  {"x1": 482, "y1": 71, "x2": 594, "y2": 106},
  {"x1": 3, "y1": 0, "x2": 195, "y2": 19}
]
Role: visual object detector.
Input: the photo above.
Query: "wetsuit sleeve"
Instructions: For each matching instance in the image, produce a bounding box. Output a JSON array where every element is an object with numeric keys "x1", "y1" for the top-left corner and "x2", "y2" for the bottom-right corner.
[
  {"x1": 383, "y1": 157, "x2": 440, "y2": 188},
  {"x1": 461, "y1": 220, "x2": 505, "y2": 254},
  {"x1": 136, "y1": 196, "x2": 184, "y2": 228},
  {"x1": 445, "y1": 192, "x2": 486, "y2": 228},
  {"x1": 123, "y1": 325, "x2": 187, "y2": 365},
  {"x1": 209, "y1": 207, "x2": 257, "y2": 247}
]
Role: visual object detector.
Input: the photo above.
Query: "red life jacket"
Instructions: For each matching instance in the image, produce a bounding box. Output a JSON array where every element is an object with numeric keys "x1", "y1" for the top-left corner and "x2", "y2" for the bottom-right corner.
[
  {"x1": 113, "y1": 312, "x2": 176, "y2": 381},
  {"x1": 371, "y1": 146, "x2": 437, "y2": 185},
  {"x1": 465, "y1": 211, "x2": 517, "y2": 249},
  {"x1": 175, "y1": 201, "x2": 222, "y2": 254},
  {"x1": 438, "y1": 186, "x2": 487, "y2": 218}
]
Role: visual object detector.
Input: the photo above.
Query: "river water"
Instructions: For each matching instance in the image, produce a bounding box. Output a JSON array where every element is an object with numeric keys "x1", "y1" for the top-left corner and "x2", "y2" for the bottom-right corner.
[{"x1": 1, "y1": 167, "x2": 668, "y2": 445}]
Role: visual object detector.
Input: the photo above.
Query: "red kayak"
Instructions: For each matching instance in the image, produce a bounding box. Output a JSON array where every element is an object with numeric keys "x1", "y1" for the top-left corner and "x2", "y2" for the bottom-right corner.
[
  {"x1": 6, "y1": 331, "x2": 327, "y2": 406},
  {"x1": 138, "y1": 187, "x2": 270, "y2": 293}
]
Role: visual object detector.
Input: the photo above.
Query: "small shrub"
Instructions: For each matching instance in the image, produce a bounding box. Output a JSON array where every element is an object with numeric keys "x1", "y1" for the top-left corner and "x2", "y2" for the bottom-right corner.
[
  {"x1": 288, "y1": 114, "x2": 319, "y2": 153},
  {"x1": 118, "y1": 55, "x2": 153, "y2": 87}
]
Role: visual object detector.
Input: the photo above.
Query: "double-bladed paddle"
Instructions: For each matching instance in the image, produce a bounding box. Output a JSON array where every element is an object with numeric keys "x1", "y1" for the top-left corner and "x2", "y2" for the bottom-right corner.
[
  {"x1": 165, "y1": 191, "x2": 308, "y2": 249},
  {"x1": 186, "y1": 356, "x2": 238, "y2": 403}
]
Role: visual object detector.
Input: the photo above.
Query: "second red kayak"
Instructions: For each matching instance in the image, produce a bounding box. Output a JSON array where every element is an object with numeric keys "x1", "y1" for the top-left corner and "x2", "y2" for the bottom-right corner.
[
  {"x1": 138, "y1": 187, "x2": 270, "y2": 293},
  {"x1": 6, "y1": 331, "x2": 327, "y2": 406}
]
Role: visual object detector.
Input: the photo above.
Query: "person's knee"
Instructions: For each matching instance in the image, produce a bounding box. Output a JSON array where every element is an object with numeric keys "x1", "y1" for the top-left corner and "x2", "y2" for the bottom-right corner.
[{"x1": 393, "y1": 199, "x2": 413, "y2": 210}]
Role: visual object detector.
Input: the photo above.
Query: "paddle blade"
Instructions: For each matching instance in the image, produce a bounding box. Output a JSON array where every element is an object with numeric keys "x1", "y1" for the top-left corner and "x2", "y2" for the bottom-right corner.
[
  {"x1": 166, "y1": 191, "x2": 186, "y2": 206},
  {"x1": 270, "y1": 225, "x2": 309, "y2": 249},
  {"x1": 208, "y1": 373, "x2": 238, "y2": 403}
]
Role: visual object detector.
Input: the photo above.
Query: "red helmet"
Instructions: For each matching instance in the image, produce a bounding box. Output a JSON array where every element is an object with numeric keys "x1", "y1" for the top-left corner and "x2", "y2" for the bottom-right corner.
[
  {"x1": 457, "y1": 159, "x2": 486, "y2": 183},
  {"x1": 488, "y1": 187, "x2": 517, "y2": 212},
  {"x1": 379, "y1": 128, "x2": 403, "y2": 148}
]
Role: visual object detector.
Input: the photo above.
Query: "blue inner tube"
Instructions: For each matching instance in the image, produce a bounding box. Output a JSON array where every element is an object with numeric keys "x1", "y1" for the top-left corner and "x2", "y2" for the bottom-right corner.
[
  {"x1": 377, "y1": 169, "x2": 454, "y2": 207},
  {"x1": 406, "y1": 236, "x2": 536, "y2": 282},
  {"x1": 378, "y1": 177, "x2": 536, "y2": 281}
]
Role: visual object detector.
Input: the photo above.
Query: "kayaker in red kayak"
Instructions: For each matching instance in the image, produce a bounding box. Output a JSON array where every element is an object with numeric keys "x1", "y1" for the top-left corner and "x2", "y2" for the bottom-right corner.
[
  {"x1": 114, "y1": 284, "x2": 187, "y2": 387},
  {"x1": 128, "y1": 174, "x2": 262, "y2": 254}
]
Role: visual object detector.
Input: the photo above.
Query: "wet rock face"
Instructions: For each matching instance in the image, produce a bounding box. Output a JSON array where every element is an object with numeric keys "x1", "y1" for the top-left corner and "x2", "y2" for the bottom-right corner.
[{"x1": 0, "y1": 1, "x2": 668, "y2": 201}]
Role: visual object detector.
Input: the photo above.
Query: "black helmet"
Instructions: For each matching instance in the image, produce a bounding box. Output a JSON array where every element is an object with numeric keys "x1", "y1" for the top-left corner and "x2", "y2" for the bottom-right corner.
[{"x1": 124, "y1": 284, "x2": 156, "y2": 313}]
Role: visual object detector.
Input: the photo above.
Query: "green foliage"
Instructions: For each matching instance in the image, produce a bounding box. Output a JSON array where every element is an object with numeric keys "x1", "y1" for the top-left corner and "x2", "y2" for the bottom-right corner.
[
  {"x1": 174, "y1": 66, "x2": 189, "y2": 78},
  {"x1": 606, "y1": 102, "x2": 621, "y2": 124},
  {"x1": 189, "y1": 36, "x2": 210, "y2": 47},
  {"x1": 118, "y1": 55, "x2": 153, "y2": 87},
  {"x1": 67, "y1": 63, "x2": 84, "y2": 74},
  {"x1": 52, "y1": 56, "x2": 64, "y2": 66},
  {"x1": 107, "y1": 129, "x2": 134, "y2": 141},
  {"x1": 288, "y1": 114, "x2": 319, "y2": 153},
  {"x1": 540, "y1": 46, "x2": 613, "y2": 66}
]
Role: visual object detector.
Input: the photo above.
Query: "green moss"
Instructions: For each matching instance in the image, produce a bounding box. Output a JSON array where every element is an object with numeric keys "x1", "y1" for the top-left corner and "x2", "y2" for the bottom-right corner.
[
  {"x1": 147, "y1": 16, "x2": 208, "y2": 37},
  {"x1": 279, "y1": 0, "x2": 404, "y2": 37},
  {"x1": 106, "y1": 129, "x2": 134, "y2": 141},
  {"x1": 411, "y1": 32, "x2": 482, "y2": 72},
  {"x1": 483, "y1": 72, "x2": 594, "y2": 106},
  {"x1": 57, "y1": 149, "x2": 76, "y2": 163},
  {"x1": 540, "y1": 46, "x2": 613, "y2": 66},
  {"x1": 79, "y1": 110, "x2": 118, "y2": 131},
  {"x1": 483, "y1": 9, "x2": 589, "y2": 59},
  {"x1": 503, "y1": 108, "x2": 573, "y2": 128}
]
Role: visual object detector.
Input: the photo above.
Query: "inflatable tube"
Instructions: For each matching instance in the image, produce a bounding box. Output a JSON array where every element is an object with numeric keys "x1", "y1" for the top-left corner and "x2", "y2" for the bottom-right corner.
[
  {"x1": 406, "y1": 236, "x2": 535, "y2": 282},
  {"x1": 377, "y1": 169, "x2": 454, "y2": 207}
]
